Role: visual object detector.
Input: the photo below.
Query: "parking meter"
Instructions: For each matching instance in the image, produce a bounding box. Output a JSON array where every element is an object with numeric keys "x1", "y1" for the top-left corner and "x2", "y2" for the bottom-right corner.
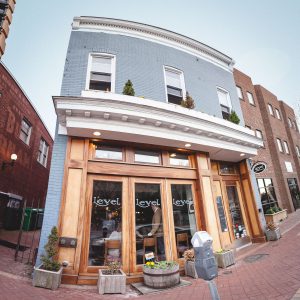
[{"x1": 191, "y1": 231, "x2": 218, "y2": 281}]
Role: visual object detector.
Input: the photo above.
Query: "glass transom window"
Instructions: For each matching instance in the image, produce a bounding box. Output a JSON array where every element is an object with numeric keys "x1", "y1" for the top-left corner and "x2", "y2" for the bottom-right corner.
[
  {"x1": 95, "y1": 145, "x2": 123, "y2": 160},
  {"x1": 169, "y1": 152, "x2": 190, "y2": 167},
  {"x1": 134, "y1": 150, "x2": 161, "y2": 164}
]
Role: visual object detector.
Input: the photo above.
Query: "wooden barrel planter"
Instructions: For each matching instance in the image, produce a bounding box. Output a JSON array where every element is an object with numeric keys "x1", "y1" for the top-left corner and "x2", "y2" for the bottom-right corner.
[{"x1": 143, "y1": 264, "x2": 180, "y2": 289}]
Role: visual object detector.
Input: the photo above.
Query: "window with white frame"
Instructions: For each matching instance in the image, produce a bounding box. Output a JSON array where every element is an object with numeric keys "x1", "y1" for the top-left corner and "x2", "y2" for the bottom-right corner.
[
  {"x1": 19, "y1": 118, "x2": 32, "y2": 145},
  {"x1": 217, "y1": 88, "x2": 232, "y2": 120},
  {"x1": 236, "y1": 86, "x2": 243, "y2": 99},
  {"x1": 247, "y1": 92, "x2": 255, "y2": 105},
  {"x1": 296, "y1": 146, "x2": 300, "y2": 157},
  {"x1": 268, "y1": 104, "x2": 274, "y2": 116},
  {"x1": 283, "y1": 141, "x2": 290, "y2": 154},
  {"x1": 293, "y1": 121, "x2": 298, "y2": 132},
  {"x1": 37, "y1": 138, "x2": 49, "y2": 167},
  {"x1": 86, "y1": 53, "x2": 115, "y2": 92},
  {"x1": 276, "y1": 138, "x2": 283, "y2": 152},
  {"x1": 275, "y1": 108, "x2": 281, "y2": 120},
  {"x1": 288, "y1": 118, "x2": 292, "y2": 127},
  {"x1": 164, "y1": 67, "x2": 185, "y2": 105},
  {"x1": 256, "y1": 129, "x2": 265, "y2": 147}
]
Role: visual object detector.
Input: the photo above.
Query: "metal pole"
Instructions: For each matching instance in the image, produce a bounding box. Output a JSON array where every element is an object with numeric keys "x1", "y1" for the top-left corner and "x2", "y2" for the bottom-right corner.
[{"x1": 207, "y1": 280, "x2": 220, "y2": 300}]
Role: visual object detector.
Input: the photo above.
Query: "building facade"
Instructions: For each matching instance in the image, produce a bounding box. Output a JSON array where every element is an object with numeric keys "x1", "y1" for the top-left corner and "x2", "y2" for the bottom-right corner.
[
  {"x1": 38, "y1": 17, "x2": 265, "y2": 284},
  {"x1": 0, "y1": 62, "x2": 53, "y2": 232},
  {"x1": 234, "y1": 69, "x2": 300, "y2": 214},
  {"x1": 0, "y1": 0, "x2": 15, "y2": 58}
]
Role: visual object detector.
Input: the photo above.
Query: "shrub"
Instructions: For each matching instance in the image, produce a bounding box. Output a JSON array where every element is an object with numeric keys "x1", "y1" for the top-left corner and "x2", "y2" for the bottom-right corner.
[
  {"x1": 181, "y1": 92, "x2": 195, "y2": 109},
  {"x1": 106, "y1": 260, "x2": 121, "y2": 275},
  {"x1": 122, "y1": 80, "x2": 135, "y2": 96},
  {"x1": 40, "y1": 226, "x2": 61, "y2": 271},
  {"x1": 183, "y1": 248, "x2": 194, "y2": 261},
  {"x1": 228, "y1": 110, "x2": 240, "y2": 124}
]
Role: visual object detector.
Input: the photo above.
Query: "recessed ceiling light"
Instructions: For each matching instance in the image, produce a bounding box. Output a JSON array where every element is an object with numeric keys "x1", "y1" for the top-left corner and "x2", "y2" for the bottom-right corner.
[
  {"x1": 170, "y1": 153, "x2": 177, "y2": 157},
  {"x1": 240, "y1": 153, "x2": 245, "y2": 157},
  {"x1": 93, "y1": 131, "x2": 101, "y2": 136},
  {"x1": 185, "y1": 143, "x2": 191, "y2": 148}
]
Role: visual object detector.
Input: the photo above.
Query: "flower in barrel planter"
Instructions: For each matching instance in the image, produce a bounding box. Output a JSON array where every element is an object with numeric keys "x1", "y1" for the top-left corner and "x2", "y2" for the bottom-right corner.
[
  {"x1": 143, "y1": 261, "x2": 180, "y2": 288},
  {"x1": 183, "y1": 249, "x2": 198, "y2": 278},
  {"x1": 214, "y1": 249, "x2": 235, "y2": 268},
  {"x1": 33, "y1": 226, "x2": 63, "y2": 290},
  {"x1": 98, "y1": 260, "x2": 126, "y2": 294}
]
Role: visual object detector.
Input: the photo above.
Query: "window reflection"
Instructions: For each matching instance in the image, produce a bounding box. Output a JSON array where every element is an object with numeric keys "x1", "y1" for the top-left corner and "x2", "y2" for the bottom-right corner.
[
  {"x1": 135, "y1": 183, "x2": 165, "y2": 264},
  {"x1": 134, "y1": 150, "x2": 160, "y2": 164},
  {"x1": 89, "y1": 181, "x2": 122, "y2": 266},
  {"x1": 169, "y1": 153, "x2": 190, "y2": 167},
  {"x1": 171, "y1": 184, "x2": 196, "y2": 258}
]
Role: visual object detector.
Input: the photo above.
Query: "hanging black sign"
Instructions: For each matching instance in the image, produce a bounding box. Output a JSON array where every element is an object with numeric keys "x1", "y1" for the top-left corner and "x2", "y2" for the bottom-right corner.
[{"x1": 252, "y1": 162, "x2": 267, "y2": 174}]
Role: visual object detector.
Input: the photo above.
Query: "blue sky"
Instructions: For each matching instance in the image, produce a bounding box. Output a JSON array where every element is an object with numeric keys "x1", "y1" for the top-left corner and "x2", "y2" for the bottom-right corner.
[{"x1": 2, "y1": 0, "x2": 300, "y2": 137}]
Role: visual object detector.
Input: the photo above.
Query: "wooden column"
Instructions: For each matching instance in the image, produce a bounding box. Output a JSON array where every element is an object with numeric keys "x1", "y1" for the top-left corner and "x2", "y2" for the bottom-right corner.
[
  {"x1": 57, "y1": 138, "x2": 89, "y2": 283},
  {"x1": 239, "y1": 160, "x2": 266, "y2": 243},
  {"x1": 195, "y1": 153, "x2": 222, "y2": 250}
]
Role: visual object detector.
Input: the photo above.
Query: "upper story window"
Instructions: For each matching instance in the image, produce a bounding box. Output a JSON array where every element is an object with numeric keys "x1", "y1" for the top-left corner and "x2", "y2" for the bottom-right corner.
[
  {"x1": 288, "y1": 118, "x2": 292, "y2": 128},
  {"x1": 247, "y1": 92, "x2": 255, "y2": 105},
  {"x1": 296, "y1": 146, "x2": 300, "y2": 157},
  {"x1": 283, "y1": 141, "x2": 290, "y2": 154},
  {"x1": 256, "y1": 129, "x2": 265, "y2": 148},
  {"x1": 19, "y1": 118, "x2": 32, "y2": 145},
  {"x1": 94, "y1": 144, "x2": 123, "y2": 160},
  {"x1": 268, "y1": 104, "x2": 274, "y2": 116},
  {"x1": 275, "y1": 108, "x2": 281, "y2": 120},
  {"x1": 169, "y1": 152, "x2": 190, "y2": 167},
  {"x1": 134, "y1": 150, "x2": 161, "y2": 164},
  {"x1": 236, "y1": 86, "x2": 243, "y2": 100},
  {"x1": 293, "y1": 121, "x2": 298, "y2": 132},
  {"x1": 217, "y1": 87, "x2": 232, "y2": 120},
  {"x1": 164, "y1": 67, "x2": 186, "y2": 105},
  {"x1": 37, "y1": 138, "x2": 49, "y2": 167},
  {"x1": 86, "y1": 53, "x2": 116, "y2": 92},
  {"x1": 276, "y1": 138, "x2": 283, "y2": 152}
]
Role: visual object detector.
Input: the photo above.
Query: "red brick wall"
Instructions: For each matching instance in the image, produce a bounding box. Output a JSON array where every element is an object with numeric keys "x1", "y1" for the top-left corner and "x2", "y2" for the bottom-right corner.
[{"x1": 0, "y1": 63, "x2": 53, "y2": 208}]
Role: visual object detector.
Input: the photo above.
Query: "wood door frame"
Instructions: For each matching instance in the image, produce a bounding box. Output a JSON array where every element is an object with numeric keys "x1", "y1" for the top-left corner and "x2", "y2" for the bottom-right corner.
[{"x1": 79, "y1": 174, "x2": 129, "y2": 274}]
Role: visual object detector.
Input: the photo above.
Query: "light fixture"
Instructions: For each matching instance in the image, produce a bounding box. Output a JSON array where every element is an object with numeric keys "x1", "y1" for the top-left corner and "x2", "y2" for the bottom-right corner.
[
  {"x1": 185, "y1": 143, "x2": 191, "y2": 148},
  {"x1": 240, "y1": 153, "x2": 245, "y2": 157},
  {"x1": 2, "y1": 153, "x2": 17, "y2": 171},
  {"x1": 11, "y1": 154, "x2": 17, "y2": 161},
  {"x1": 93, "y1": 131, "x2": 101, "y2": 136},
  {"x1": 170, "y1": 153, "x2": 177, "y2": 158}
]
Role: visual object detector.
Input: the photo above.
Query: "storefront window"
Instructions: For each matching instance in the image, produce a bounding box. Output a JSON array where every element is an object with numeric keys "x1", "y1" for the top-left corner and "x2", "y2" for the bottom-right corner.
[
  {"x1": 226, "y1": 186, "x2": 247, "y2": 239},
  {"x1": 216, "y1": 196, "x2": 228, "y2": 232},
  {"x1": 134, "y1": 150, "x2": 161, "y2": 164},
  {"x1": 171, "y1": 184, "x2": 196, "y2": 258},
  {"x1": 257, "y1": 178, "x2": 278, "y2": 213},
  {"x1": 88, "y1": 181, "x2": 122, "y2": 266},
  {"x1": 169, "y1": 152, "x2": 190, "y2": 167},
  {"x1": 94, "y1": 145, "x2": 123, "y2": 160},
  {"x1": 135, "y1": 183, "x2": 165, "y2": 264}
]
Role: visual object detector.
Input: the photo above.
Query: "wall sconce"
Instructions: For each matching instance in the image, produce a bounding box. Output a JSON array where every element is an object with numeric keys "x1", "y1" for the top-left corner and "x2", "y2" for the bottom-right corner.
[{"x1": 1, "y1": 153, "x2": 17, "y2": 171}]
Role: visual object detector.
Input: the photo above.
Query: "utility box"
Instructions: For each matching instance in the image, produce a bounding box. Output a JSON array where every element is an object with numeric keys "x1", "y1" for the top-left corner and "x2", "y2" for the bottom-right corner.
[{"x1": 192, "y1": 231, "x2": 218, "y2": 281}]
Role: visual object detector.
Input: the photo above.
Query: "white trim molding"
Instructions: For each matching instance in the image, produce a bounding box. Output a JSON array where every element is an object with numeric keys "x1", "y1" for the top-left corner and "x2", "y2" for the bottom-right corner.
[
  {"x1": 54, "y1": 91, "x2": 262, "y2": 162},
  {"x1": 72, "y1": 17, "x2": 235, "y2": 71}
]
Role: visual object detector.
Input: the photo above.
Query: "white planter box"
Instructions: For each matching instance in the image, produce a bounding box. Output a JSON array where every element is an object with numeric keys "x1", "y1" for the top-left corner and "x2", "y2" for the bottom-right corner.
[
  {"x1": 265, "y1": 209, "x2": 288, "y2": 225},
  {"x1": 214, "y1": 250, "x2": 235, "y2": 268},
  {"x1": 32, "y1": 265, "x2": 63, "y2": 290},
  {"x1": 184, "y1": 261, "x2": 198, "y2": 278},
  {"x1": 98, "y1": 269, "x2": 126, "y2": 294},
  {"x1": 266, "y1": 228, "x2": 281, "y2": 241}
]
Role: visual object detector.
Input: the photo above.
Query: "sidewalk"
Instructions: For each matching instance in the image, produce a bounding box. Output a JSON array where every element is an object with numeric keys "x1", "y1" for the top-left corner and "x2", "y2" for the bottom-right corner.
[{"x1": 0, "y1": 210, "x2": 300, "y2": 299}]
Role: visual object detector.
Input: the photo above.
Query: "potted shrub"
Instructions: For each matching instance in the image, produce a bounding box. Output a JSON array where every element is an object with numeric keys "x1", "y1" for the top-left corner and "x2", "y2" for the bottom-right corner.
[
  {"x1": 181, "y1": 92, "x2": 195, "y2": 109},
  {"x1": 122, "y1": 80, "x2": 135, "y2": 96},
  {"x1": 228, "y1": 110, "x2": 240, "y2": 124},
  {"x1": 214, "y1": 249, "x2": 235, "y2": 268},
  {"x1": 265, "y1": 222, "x2": 281, "y2": 241},
  {"x1": 264, "y1": 206, "x2": 288, "y2": 225},
  {"x1": 183, "y1": 248, "x2": 198, "y2": 278},
  {"x1": 143, "y1": 260, "x2": 180, "y2": 288},
  {"x1": 33, "y1": 226, "x2": 62, "y2": 290},
  {"x1": 98, "y1": 260, "x2": 126, "y2": 294}
]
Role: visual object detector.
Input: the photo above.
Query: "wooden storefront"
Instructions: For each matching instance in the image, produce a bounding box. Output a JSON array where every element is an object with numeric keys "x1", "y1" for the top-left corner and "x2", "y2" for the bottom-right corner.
[{"x1": 57, "y1": 137, "x2": 265, "y2": 284}]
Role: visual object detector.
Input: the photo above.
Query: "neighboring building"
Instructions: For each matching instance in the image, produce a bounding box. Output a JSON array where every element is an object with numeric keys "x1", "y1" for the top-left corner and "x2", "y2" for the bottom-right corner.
[
  {"x1": 0, "y1": 0, "x2": 16, "y2": 58},
  {"x1": 234, "y1": 69, "x2": 300, "y2": 214},
  {"x1": 38, "y1": 17, "x2": 264, "y2": 284},
  {"x1": 0, "y1": 62, "x2": 53, "y2": 232}
]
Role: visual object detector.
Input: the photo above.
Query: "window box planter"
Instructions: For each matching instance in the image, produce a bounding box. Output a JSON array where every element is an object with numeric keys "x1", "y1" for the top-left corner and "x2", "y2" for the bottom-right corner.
[
  {"x1": 98, "y1": 269, "x2": 126, "y2": 294},
  {"x1": 32, "y1": 265, "x2": 63, "y2": 290},
  {"x1": 184, "y1": 260, "x2": 198, "y2": 278},
  {"x1": 214, "y1": 249, "x2": 235, "y2": 268},
  {"x1": 265, "y1": 227, "x2": 281, "y2": 241},
  {"x1": 264, "y1": 209, "x2": 287, "y2": 225}
]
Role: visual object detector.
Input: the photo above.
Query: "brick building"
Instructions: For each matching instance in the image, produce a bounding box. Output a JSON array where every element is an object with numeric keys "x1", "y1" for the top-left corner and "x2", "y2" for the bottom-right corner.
[
  {"x1": 234, "y1": 69, "x2": 300, "y2": 213},
  {"x1": 0, "y1": 61, "x2": 53, "y2": 231}
]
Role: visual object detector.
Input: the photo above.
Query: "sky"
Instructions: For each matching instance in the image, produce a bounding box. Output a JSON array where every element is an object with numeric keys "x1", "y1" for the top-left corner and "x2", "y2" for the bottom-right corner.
[{"x1": 2, "y1": 0, "x2": 300, "y2": 137}]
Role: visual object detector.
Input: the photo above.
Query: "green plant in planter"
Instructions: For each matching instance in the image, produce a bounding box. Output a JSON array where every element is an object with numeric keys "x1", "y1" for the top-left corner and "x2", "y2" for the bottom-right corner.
[
  {"x1": 181, "y1": 92, "x2": 195, "y2": 109},
  {"x1": 228, "y1": 110, "x2": 240, "y2": 124},
  {"x1": 40, "y1": 226, "x2": 60, "y2": 271},
  {"x1": 122, "y1": 80, "x2": 135, "y2": 96}
]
